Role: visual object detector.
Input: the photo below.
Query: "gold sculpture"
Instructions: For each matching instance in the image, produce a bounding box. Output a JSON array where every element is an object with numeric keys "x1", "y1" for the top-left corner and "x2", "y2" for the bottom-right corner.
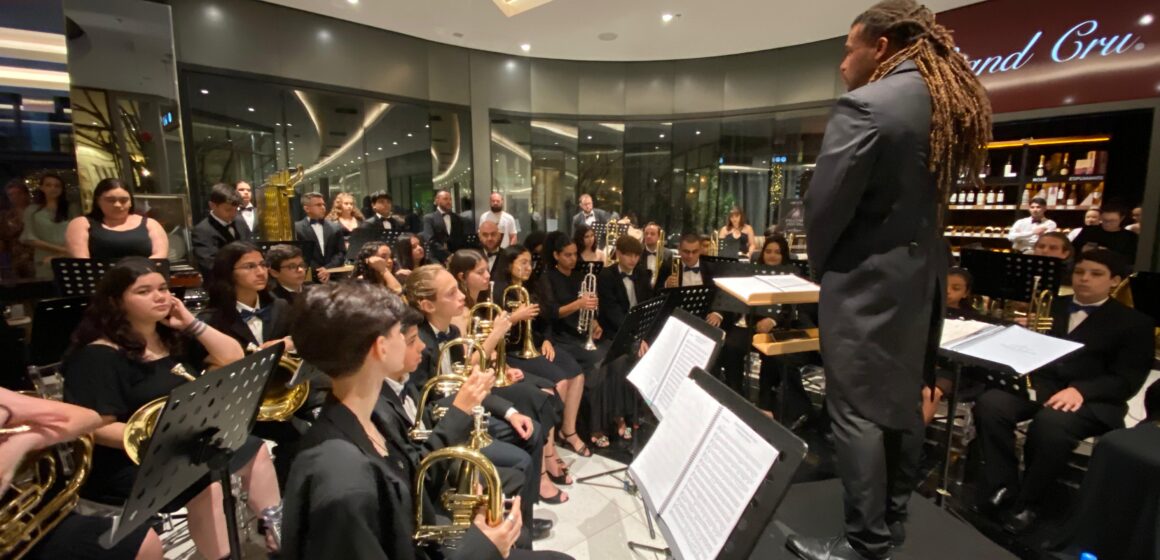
[{"x1": 258, "y1": 165, "x2": 305, "y2": 241}]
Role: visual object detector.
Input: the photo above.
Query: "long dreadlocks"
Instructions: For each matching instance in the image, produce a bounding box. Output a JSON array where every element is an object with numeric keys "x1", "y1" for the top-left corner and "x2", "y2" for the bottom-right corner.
[{"x1": 855, "y1": 0, "x2": 992, "y2": 208}]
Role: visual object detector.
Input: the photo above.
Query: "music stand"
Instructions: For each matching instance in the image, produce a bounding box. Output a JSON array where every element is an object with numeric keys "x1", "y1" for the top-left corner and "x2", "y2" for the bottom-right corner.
[
  {"x1": 960, "y1": 249, "x2": 1064, "y2": 303},
  {"x1": 52, "y1": 259, "x2": 170, "y2": 297},
  {"x1": 530, "y1": 254, "x2": 546, "y2": 284},
  {"x1": 701, "y1": 254, "x2": 741, "y2": 265},
  {"x1": 346, "y1": 228, "x2": 402, "y2": 260},
  {"x1": 251, "y1": 240, "x2": 309, "y2": 255},
  {"x1": 718, "y1": 236, "x2": 743, "y2": 259},
  {"x1": 628, "y1": 367, "x2": 808, "y2": 559},
  {"x1": 462, "y1": 233, "x2": 482, "y2": 251},
  {"x1": 104, "y1": 344, "x2": 284, "y2": 559},
  {"x1": 659, "y1": 286, "x2": 716, "y2": 338},
  {"x1": 580, "y1": 261, "x2": 604, "y2": 278},
  {"x1": 1129, "y1": 271, "x2": 1160, "y2": 328},
  {"x1": 601, "y1": 292, "x2": 672, "y2": 366},
  {"x1": 29, "y1": 296, "x2": 89, "y2": 366},
  {"x1": 591, "y1": 222, "x2": 629, "y2": 250}
]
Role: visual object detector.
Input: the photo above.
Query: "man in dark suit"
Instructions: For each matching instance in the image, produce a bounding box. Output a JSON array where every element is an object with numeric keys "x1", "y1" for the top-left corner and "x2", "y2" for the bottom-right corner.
[
  {"x1": 234, "y1": 180, "x2": 257, "y2": 233},
  {"x1": 363, "y1": 190, "x2": 406, "y2": 231},
  {"x1": 656, "y1": 232, "x2": 725, "y2": 328},
  {"x1": 635, "y1": 222, "x2": 671, "y2": 290},
  {"x1": 191, "y1": 183, "x2": 251, "y2": 276},
  {"x1": 974, "y1": 249, "x2": 1154, "y2": 534},
  {"x1": 788, "y1": 3, "x2": 992, "y2": 559},
  {"x1": 420, "y1": 189, "x2": 467, "y2": 264},
  {"x1": 478, "y1": 217, "x2": 504, "y2": 275},
  {"x1": 294, "y1": 192, "x2": 344, "y2": 276},
  {"x1": 598, "y1": 235, "x2": 652, "y2": 334},
  {"x1": 569, "y1": 193, "x2": 611, "y2": 235}
]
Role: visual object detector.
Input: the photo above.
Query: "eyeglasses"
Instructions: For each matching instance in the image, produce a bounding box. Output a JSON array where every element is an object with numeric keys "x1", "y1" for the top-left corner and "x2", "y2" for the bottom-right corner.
[
  {"x1": 279, "y1": 264, "x2": 307, "y2": 272},
  {"x1": 234, "y1": 261, "x2": 270, "y2": 272}
]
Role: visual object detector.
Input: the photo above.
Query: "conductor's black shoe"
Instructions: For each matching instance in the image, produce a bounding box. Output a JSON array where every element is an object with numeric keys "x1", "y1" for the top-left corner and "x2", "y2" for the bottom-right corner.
[
  {"x1": 887, "y1": 521, "x2": 905, "y2": 547},
  {"x1": 1002, "y1": 508, "x2": 1039, "y2": 535},
  {"x1": 531, "y1": 518, "x2": 553, "y2": 540},
  {"x1": 785, "y1": 535, "x2": 880, "y2": 560},
  {"x1": 974, "y1": 487, "x2": 1014, "y2": 515}
]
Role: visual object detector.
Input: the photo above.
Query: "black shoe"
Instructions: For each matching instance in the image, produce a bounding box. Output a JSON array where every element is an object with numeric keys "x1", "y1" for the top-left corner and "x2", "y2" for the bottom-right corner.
[
  {"x1": 1002, "y1": 508, "x2": 1038, "y2": 535},
  {"x1": 974, "y1": 487, "x2": 1014, "y2": 515},
  {"x1": 785, "y1": 535, "x2": 882, "y2": 560},
  {"x1": 887, "y1": 520, "x2": 905, "y2": 547},
  {"x1": 531, "y1": 518, "x2": 553, "y2": 540}
]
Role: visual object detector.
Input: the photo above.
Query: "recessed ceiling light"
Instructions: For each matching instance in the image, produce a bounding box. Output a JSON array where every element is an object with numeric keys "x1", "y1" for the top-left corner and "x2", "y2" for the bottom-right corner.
[
  {"x1": 407, "y1": 133, "x2": 413, "y2": 137},
  {"x1": 695, "y1": 130, "x2": 701, "y2": 135},
  {"x1": 586, "y1": 135, "x2": 593, "y2": 140},
  {"x1": 659, "y1": 133, "x2": 665, "y2": 138},
  {"x1": 661, "y1": 13, "x2": 675, "y2": 23},
  {"x1": 392, "y1": 141, "x2": 398, "y2": 145},
  {"x1": 200, "y1": 89, "x2": 209, "y2": 95},
  {"x1": 377, "y1": 146, "x2": 383, "y2": 150},
  {"x1": 1140, "y1": 13, "x2": 1154, "y2": 25},
  {"x1": 289, "y1": 141, "x2": 294, "y2": 144},
  {"x1": 247, "y1": 107, "x2": 254, "y2": 112},
  {"x1": 347, "y1": 0, "x2": 358, "y2": 4},
  {"x1": 318, "y1": 29, "x2": 331, "y2": 41},
  {"x1": 520, "y1": 43, "x2": 531, "y2": 52}
]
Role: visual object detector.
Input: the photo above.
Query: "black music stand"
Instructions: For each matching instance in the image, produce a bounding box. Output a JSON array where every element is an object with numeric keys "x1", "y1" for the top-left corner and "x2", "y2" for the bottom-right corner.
[
  {"x1": 960, "y1": 249, "x2": 1064, "y2": 303},
  {"x1": 530, "y1": 254, "x2": 546, "y2": 284},
  {"x1": 579, "y1": 261, "x2": 604, "y2": 278},
  {"x1": 104, "y1": 344, "x2": 285, "y2": 559},
  {"x1": 52, "y1": 259, "x2": 170, "y2": 297},
  {"x1": 29, "y1": 296, "x2": 89, "y2": 366},
  {"x1": 629, "y1": 367, "x2": 808, "y2": 559},
  {"x1": 251, "y1": 240, "x2": 309, "y2": 255},
  {"x1": 718, "y1": 236, "x2": 743, "y2": 259},
  {"x1": 658, "y1": 286, "x2": 715, "y2": 338},
  {"x1": 600, "y1": 292, "x2": 671, "y2": 366},
  {"x1": 590, "y1": 222, "x2": 629, "y2": 250},
  {"x1": 1129, "y1": 271, "x2": 1160, "y2": 329},
  {"x1": 701, "y1": 254, "x2": 741, "y2": 265},
  {"x1": 462, "y1": 233, "x2": 482, "y2": 251},
  {"x1": 346, "y1": 228, "x2": 401, "y2": 259}
]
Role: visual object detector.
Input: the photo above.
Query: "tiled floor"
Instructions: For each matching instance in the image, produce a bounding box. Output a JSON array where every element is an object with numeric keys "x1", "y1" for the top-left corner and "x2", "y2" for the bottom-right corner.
[{"x1": 161, "y1": 447, "x2": 668, "y2": 559}]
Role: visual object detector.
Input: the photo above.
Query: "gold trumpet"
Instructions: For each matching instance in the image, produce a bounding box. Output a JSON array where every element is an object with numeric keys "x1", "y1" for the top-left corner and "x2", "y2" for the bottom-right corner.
[
  {"x1": 0, "y1": 436, "x2": 93, "y2": 559},
  {"x1": 502, "y1": 279, "x2": 541, "y2": 359},
  {"x1": 413, "y1": 406, "x2": 504, "y2": 544},
  {"x1": 668, "y1": 255, "x2": 682, "y2": 288},
  {"x1": 410, "y1": 337, "x2": 488, "y2": 441},
  {"x1": 1024, "y1": 275, "x2": 1055, "y2": 334},
  {"x1": 469, "y1": 301, "x2": 511, "y2": 388},
  {"x1": 603, "y1": 219, "x2": 619, "y2": 266},
  {"x1": 651, "y1": 228, "x2": 665, "y2": 287},
  {"x1": 577, "y1": 263, "x2": 598, "y2": 351}
]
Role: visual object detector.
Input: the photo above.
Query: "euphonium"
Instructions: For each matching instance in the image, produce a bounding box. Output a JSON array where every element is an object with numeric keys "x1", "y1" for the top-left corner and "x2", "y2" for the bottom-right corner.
[
  {"x1": 577, "y1": 263, "x2": 598, "y2": 351},
  {"x1": 123, "y1": 363, "x2": 197, "y2": 464},
  {"x1": 413, "y1": 406, "x2": 504, "y2": 544},
  {"x1": 1025, "y1": 275, "x2": 1055, "y2": 334},
  {"x1": 468, "y1": 301, "x2": 510, "y2": 387},
  {"x1": 651, "y1": 228, "x2": 665, "y2": 287},
  {"x1": 0, "y1": 435, "x2": 93, "y2": 559},
  {"x1": 1111, "y1": 274, "x2": 1135, "y2": 308},
  {"x1": 411, "y1": 338, "x2": 489, "y2": 441},
  {"x1": 245, "y1": 343, "x2": 311, "y2": 422},
  {"x1": 502, "y1": 279, "x2": 542, "y2": 359}
]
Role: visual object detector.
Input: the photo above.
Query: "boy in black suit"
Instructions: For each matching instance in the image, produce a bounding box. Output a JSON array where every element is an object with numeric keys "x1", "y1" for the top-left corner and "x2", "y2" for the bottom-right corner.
[
  {"x1": 657, "y1": 232, "x2": 725, "y2": 327},
  {"x1": 191, "y1": 183, "x2": 251, "y2": 276},
  {"x1": 294, "y1": 192, "x2": 344, "y2": 275},
  {"x1": 597, "y1": 235, "x2": 652, "y2": 335},
  {"x1": 363, "y1": 190, "x2": 406, "y2": 231},
  {"x1": 266, "y1": 244, "x2": 308, "y2": 304},
  {"x1": 974, "y1": 249, "x2": 1154, "y2": 534}
]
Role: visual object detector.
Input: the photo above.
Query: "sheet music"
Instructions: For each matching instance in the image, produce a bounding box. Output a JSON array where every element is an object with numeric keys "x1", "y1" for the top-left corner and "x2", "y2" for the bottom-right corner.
[
  {"x1": 713, "y1": 274, "x2": 819, "y2": 304},
  {"x1": 629, "y1": 379, "x2": 779, "y2": 560},
  {"x1": 756, "y1": 274, "x2": 816, "y2": 291},
  {"x1": 940, "y1": 319, "x2": 1001, "y2": 347},
  {"x1": 947, "y1": 325, "x2": 1083, "y2": 375},
  {"x1": 627, "y1": 316, "x2": 719, "y2": 419}
]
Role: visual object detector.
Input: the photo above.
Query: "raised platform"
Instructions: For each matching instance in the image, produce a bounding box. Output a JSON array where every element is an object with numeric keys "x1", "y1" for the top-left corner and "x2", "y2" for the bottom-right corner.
[{"x1": 751, "y1": 479, "x2": 1016, "y2": 560}]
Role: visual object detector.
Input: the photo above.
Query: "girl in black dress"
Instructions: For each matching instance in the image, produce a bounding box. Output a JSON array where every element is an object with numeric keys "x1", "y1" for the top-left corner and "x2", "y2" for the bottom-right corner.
[
  {"x1": 395, "y1": 233, "x2": 436, "y2": 278},
  {"x1": 64, "y1": 178, "x2": 168, "y2": 260},
  {"x1": 62, "y1": 257, "x2": 281, "y2": 559},
  {"x1": 351, "y1": 240, "x2": 404, "y2": 294}
]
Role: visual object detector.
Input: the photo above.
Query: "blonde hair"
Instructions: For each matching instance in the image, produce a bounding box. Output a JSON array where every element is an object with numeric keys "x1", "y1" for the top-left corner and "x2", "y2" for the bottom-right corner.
[
  {"x1": 326, "y1": 192, "x2": 365, "y2": 221},
  {"x1": 403, "y1": 264, "x2": 446, "y2": 313}
]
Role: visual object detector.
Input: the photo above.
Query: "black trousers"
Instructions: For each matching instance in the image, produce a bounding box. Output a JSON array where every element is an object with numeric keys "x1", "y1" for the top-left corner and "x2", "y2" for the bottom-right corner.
[
  {"x1": 974, "y1": 389, "x2": 1111, "y2": 507},
  {"x1": 827, "y1": 393, "x2": 924, "y2": 559},
  {"x1": 488, "y1": 419, "x2": 544, "y2": 535}
]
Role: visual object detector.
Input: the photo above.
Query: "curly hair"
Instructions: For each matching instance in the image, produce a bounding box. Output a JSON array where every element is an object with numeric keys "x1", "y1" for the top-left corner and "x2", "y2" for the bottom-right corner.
[
  {"x1": 70, "y1": 257, "x2": 181, "y2": 362},
  {"x1": 352, "y1": 241, "x2": 390, "y2": 287},
  {"x1": 325, "y1": 191, "x2": 365, "y2": 222}
]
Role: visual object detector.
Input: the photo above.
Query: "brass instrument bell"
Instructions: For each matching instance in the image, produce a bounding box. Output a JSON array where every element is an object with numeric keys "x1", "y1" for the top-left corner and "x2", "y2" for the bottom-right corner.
[
  {"x1": 0, "y1": 436, "x2": 93, "y2": 558},
  {"x1": 502, "y1": 279, "x2": 541, "y2": 359}
]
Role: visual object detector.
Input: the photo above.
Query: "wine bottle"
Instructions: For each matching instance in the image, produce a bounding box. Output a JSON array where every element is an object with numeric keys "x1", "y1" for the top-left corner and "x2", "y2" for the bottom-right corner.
[
  {"x1": 1021, "y1": 183, "x2": 1032, "y2": 207},
  {"x1": 966, "y1": 188, "x2": 976, "y2": 205},
  {"x1": 996, "y1": 187, "x2": 1005, "y2": 205},
  {"x1": 1003, "y1": 155, "x2": 1015, "y2": 178},
  {"x1": 1035, "y1": 155, "x2": 1046, "y2": 177},
  {"x1": 1093, "y1": 182, "x2": 1104, "y2": 205},
  {"x1": 985, "y1": 187, "x2": 995, "y2": 205},
  {"x1": 1059, "y1": 153, "x2": 1070, "y2": 177},
  {"x1": 1046, "y1": 184, "x2": 1057, "y2": 207},
  {"x1": 980, "y1": 159, "x2": 991, "y2": 178},
  {"x1": 950, "y1": 189, "x2": 959, "y2": 205},
  {"x1": 1066, "y1": 184, "x2": 1076, "y2": 207}
]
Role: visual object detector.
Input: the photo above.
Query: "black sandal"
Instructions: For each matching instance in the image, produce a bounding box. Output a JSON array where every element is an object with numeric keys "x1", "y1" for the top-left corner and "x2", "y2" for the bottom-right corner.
[
  {"x1": 557, "y1": 431, "x2": 593, "y2": 457},
  {"x1": 544, "y1": 453, "x2": 573, "y2": 485},
  {"x1": 539, "y1": 473, "x2": 569, "y2": 504}
]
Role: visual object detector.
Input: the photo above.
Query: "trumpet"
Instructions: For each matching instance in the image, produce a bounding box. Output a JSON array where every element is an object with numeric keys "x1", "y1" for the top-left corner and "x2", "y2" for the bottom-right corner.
[
  {"x1": 469, "y1": 300, "x2": 511, "y2": 387},
  {"x1": 410, "y1": 337, "x2": 488, "y2": 441},
  {"x1": 413, "y1": 406, "x2": 504, "y2": 544},
  {"x1": 1025, "y1": 275, "x2": 1054, "y2": 334},
  {"x1": 577, "y1": 263, "x2": 598, "y2": 351},
  {"x1": 668, "y1": 255, "x2": 682, "y2": 288},
  {"x1": 603, "y1": 219, "x2": 619, "y2": 266},
  {"x1": 651, "y1": 228, "x2": 665, "y2": 287},
  {"x1": 502, "y1": 278, "x2": 541, "y2": 359}
]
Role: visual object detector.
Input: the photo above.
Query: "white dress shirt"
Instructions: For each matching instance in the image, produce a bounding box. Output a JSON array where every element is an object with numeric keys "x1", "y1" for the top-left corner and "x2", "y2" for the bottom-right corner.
[
  {"x1": 376, "y1": 213, "x2": 393, "y2": 230},
  {"x1": 239, "y1": 205, "x2": 255, "y2": 231},
  {"x1": 620, "y1": 267, "x2": 638, "y2": 308},
  {"x1": 237, "y1": 300, "x2": 263, "y2": 344},
  {"x1": 1068, "y1": 297, "x2": 1107, "y2": 334},
  {"x1": 310, "y1": 221, "x2": 325, "y2": 255},
  {"x1": 384, "y1": 375, "x2": 421, "y2": 430},
  {"x1": 441, "y1": 210, "x2": 453, "y2": 235},
  {"x1": 1007, "y1": 216, "x2": 1058, "y2": 254},
  {"x1": 682, "y1": 260, "x2": 704, "y2": 287}
]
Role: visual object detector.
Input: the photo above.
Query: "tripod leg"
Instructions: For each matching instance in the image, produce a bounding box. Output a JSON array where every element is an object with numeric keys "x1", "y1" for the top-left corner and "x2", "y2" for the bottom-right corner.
[
  {"x1": 210, "y1": 456, "x2": 244, "y2": 560},
  {"x1": 936, "y1": 363, "x2": 962, "y2": 508},
  {"x1": 643, "y1": 501, "x2": 657, "y2": 540}
]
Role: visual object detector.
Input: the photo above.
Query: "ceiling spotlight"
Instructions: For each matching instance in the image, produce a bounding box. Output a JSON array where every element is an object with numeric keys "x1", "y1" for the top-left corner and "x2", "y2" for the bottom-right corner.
[
  {"x1": 695, "y1": 130, "x2": 701, "y2": 135},
  {"x1": 347, "y1": 0, "x2": 358, "y2": 4},
  {"x1": 659, "y1": 133, "x2": 665, "y2": 138},
  {"x1": 247, "y1": 107, "x2": 255, "y2": 112},
  {"x1": 586, "y1": 135, "x2": 593, "y2": 140},
  {"x1": 392, "y1": 141, "x2": 398, "y2": 145},
  {"x1": 200, "y1": 89, "x2": 209, "y2": 94},
  {"x1": 520, "y1": 43, "x2": 531, "y2": 52},
  {"x1": 661, "y1": 13, "x2": 675, "y2": 23},
  {"x1": 1141, "y1": 14, "x2": 1154, "y2": 26},
  {"x1": 406, "y1": 133, "x2": 413, "y2": 137},
  {"x1": 377, "y1": 146, "x2": 383, "y2": 150}
]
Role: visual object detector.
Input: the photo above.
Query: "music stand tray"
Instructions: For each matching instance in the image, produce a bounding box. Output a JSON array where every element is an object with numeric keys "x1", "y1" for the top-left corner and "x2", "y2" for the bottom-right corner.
[
  {"x1": 346, "y1": 228, "x2": 401, "y2": 260},
  {"x1": 104, "y1": 344, "x2": 284, "y2": 559},
  {"x1": 959, "y1": 249, "x2": 1064, "y2": 302},
  {"x1": 52, "y1": 258, "x2": 170, "y2": 298}
]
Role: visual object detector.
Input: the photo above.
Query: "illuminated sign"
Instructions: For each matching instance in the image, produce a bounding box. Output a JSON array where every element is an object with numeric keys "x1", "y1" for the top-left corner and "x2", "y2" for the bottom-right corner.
[{"x1": 963, "y1": 19, "x2": 1143, "y2": 76}]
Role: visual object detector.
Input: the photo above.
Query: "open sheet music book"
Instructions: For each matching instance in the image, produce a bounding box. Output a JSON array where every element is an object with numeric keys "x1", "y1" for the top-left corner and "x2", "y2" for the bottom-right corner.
[
  {"x1": 630, "y1": 378, "x2": 779, "y2": 560},
  {"x1": 940, "y1": 319, "x2": 1083, "y2": 375},
  {"x1": 713, "y1": 274, "x2": 820, "y2": 305},
  {"x1": 627, "y1": 315, "x2": 719, "y2": 419}
]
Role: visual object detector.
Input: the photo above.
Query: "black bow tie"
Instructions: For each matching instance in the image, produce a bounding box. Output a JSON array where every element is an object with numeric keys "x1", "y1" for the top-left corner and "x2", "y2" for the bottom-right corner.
[
  {"x1": 620, "y1": 271, "x2": 634, "y2": 280},
  {"x1": 239, "y1": 306, "x2": 272, "y2": 322},
  {"x1": 435, "y1": 331, "x2": 454, "y2": 343},
  {"x1": 240, "y1": 206, "x2": 254, "y2": 213},
  {"x1": 309, "y1": 218, "x2": 325, "y2": 226},
  {"x1": 685, "y1": 266, "x2": 701, "y2": 274},
  {"x1": 1068, "y1": 302, "x2": 1101, "y2": 315}
]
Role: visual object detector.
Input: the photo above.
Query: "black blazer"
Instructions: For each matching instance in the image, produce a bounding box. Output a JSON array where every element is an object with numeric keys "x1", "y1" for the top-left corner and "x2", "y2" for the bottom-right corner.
[
  {"x1": 188, "y1": 295, "x2": 291, "y2": 368},
  {"x1": 269, "y1": 284, "x2": 300, "y2": 305},
  {"x1": 420, "y1": 210, "x2": 467, "y2": 263},
  {"x1": 570, "y1": 208, "x2": 611, "y2": 235},
  {"x1": 1035, "y1": 296, "x2": 1155, "y2": 428},
  {"x1": 294, "y1": 218, "x2": 346, "y2": 269},
  {"x1": 191, "y1": 215, "x2": 252, "y2": 276},
  {"x1": 281, "y1": 401, "x2": 501, "y2": 560},
  {"x1": 364, "y1": 213, "x2": 407, "y2": 232},
  {"x1": 415, "y1": 322, "x2": 515, "y2": 419},
  {"x1": 596, "y1": 265, "x2": 652, "y2": 335}
]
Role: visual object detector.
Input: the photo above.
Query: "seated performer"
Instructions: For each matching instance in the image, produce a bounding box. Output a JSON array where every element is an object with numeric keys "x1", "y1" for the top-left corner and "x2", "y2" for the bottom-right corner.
[
  {"x1": 751, "y1": 235, "x2": 817, "y2": 421},
  {"x1": 659, "y1": 232, "x2": 725, "y2": 327},
  {"x1": 62, "y1": 257, "x2": 280, "y2": 559},
  {"x1": 350, "y1": 240, "x2": 404, "y2": 295},
  {"x1": 405, "y1": 265, "x2": 567, "y2": 504},
  {"x1": 923, "y1": 267, "x2": 992, "y2": 425},
  {"x1": 266, "y1": 243, "x2": 308, "y2": 304},
  {"x1": 974, "y1": 249, "x2": 1154, "y2": 534},
  {"x1": 281, "y1": 282, "x2": 527, "y2": 560},
  {"x1": 635, "y1": 222, "x2": 670, "y2": 289}
]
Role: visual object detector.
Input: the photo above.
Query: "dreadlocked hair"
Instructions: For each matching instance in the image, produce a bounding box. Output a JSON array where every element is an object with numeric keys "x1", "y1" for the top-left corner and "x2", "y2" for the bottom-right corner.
[{"x1": 856, "y1": 0, "x2": 992, "y2": 209}]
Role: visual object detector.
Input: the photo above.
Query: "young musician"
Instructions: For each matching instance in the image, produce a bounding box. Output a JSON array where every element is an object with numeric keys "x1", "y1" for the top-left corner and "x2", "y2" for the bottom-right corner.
[
  {"x1": 718, "y1": 207, "x2": 759, "y2": 257},
  {"x1": 594, "y1": 235, "x2": 646, "y2": 439},
  {"x1": 363, "y1": 190, "x2": 405, "y2": 231},
  {"x1": 281, "y1": 282, "x2": 524, "y2": 560},
  {"x1": 922, "y1": 267, "x2": 989, "y2": 425},
  {"x1": 293, "y1": 193, "x2": 343, "y2": 279},
  {"x1": 351, "y1": 241, "x2": 404, "y2": 295},
  {"x1": 190, "y1": 183, "x2": 251, "y2": 276},
  {"x1": 395, "y1": 233, "x2": 435, "y2": 277},
  {"x1": 572, "y1": 225, "x2": 602, "y2": 265},
  {"x1": 751, "y1": 236, "x2": 817, "y2": 421},
  {"x1": 404, "y1": 265, "x2": 567, "y2": 504},
  {"x1": 62, "y1": 257, "x2": 280, "y2": 559},
  {"x1": 452, "y1": 249, "x2": 587, "y2": 475},
  {"x1": 659, "y1": 232, "x2": 725, "y2": 327},
  {"x1": 974, "y1": 249, "x2": 1154, "y2": 534},
  {"x1": 325, "y1": 191, "x2": 363, "y2": 249},
  {"x1": 266, "y1": 243, "x2": 308, "y2": 304}
]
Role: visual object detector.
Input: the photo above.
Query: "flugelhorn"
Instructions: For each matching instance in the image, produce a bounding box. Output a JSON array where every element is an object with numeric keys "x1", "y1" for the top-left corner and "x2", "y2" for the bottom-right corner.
[
  {"x1": 651, "y1": 228, "x2": 665, "y2": 287},
  {"x1": 577, "y1": 263, "x2": 598, "y2": 351},
  {"x1": 411, "y1": 338, "x2": 488, "y2": 441},
  {"x1": 0, "y1": 435, "x2": 92, "y2": 558},
  {"x1": 502, "y1": 277, "x2": 541, "y2": 359},
  {"x1": 469, "y1": 300, "x2": 511, "y2": 387},
  {"x1": 413, "y1": 406, "x2": 504, "y2": 544}
]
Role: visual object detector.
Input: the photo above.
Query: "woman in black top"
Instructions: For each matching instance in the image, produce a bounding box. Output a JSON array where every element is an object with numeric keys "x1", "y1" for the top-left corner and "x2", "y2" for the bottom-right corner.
[
  {"x1": 394, "y1": 233, "x2": 435, "y2": 277},
  {"x1": 718, "y1": 206, "x2": 758, "y2": 257},
  {"x1": 571, "y1": 225, "x2": 602, "y2": 265},
  {"x1": 65, "y1": 179, "x2": 168, "y2": 261},
  {"x1": 351, "y1": 241, "x2": 404, "y2": 295},
  {"x1": 62, "y1": 257, "x2": 281, "y2": 559}
]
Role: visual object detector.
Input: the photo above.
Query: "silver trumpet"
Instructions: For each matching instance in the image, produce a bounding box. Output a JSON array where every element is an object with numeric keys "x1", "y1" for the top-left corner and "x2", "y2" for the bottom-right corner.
[{"x1": 577, "y1": 262, "x2": 598, "y2": 351}]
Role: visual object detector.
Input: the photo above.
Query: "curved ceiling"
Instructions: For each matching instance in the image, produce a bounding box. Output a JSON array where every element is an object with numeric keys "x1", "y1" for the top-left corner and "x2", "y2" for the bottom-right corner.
[{"x1": 260, "y1": 0, "x2": 983, "y2": 62}]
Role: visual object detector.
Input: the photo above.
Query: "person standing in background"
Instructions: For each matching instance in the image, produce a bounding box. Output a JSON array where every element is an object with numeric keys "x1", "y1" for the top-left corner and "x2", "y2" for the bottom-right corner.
[
  {"x1": 1070, "y1": 207, "x2": 1101, "y2": 242},
  {"x1": 1007, "y1": 197, "x2": 1057, "y2": 254},
  {"x1": 479, "y1": 191, "x2": 519, "y2": 247},
  {"x1": 1125, "y1": 205, "x2": 1142, "y2": 233},
  {"x1": 570, "y1": 194, "x2": 610, "y2": 235},
  {"x1": 789, "y1": 2, "x2": 992, "y2": 559},
  {"x1": 20, "y1": 174, "x2": 77, "y2": 280},
  {"x1": 235, "y1": 180, "x2": 256, "y2": 232},
  {"x1": 0, "y1": 179, "x2": 34, "y2": 279}
]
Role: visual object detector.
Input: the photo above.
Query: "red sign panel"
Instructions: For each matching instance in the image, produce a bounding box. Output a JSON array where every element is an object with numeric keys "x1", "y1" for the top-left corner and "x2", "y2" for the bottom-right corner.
[{"x1": 938, "y1": 0, "x2": 1160, "y2": 113}]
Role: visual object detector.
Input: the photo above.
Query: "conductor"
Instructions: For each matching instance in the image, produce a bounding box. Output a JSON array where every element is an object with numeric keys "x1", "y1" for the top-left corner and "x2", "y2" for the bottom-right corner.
[{"x1": 787, "y1": 2, "x2": 991, "y2": 559}]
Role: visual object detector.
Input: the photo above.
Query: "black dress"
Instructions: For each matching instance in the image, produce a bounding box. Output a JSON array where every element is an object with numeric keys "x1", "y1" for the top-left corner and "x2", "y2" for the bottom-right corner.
[
  {"x1": 87, "y1": 216, "x2": 152, "y2": 260},
  {"x1": 488, "y1": 280, "x2": 581, "y2": 384}
]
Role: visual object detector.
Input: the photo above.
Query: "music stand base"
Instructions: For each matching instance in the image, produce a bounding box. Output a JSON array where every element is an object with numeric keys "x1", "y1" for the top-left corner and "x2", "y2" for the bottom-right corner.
[{"x1": 627, "y1": 541, "x2": 671, "y2": 557}]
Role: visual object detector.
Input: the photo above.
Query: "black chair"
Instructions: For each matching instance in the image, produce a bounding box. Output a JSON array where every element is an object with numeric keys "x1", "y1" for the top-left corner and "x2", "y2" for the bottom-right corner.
[{"x1": 29, "y1": 296, "x2": 89, "y2": 366}]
